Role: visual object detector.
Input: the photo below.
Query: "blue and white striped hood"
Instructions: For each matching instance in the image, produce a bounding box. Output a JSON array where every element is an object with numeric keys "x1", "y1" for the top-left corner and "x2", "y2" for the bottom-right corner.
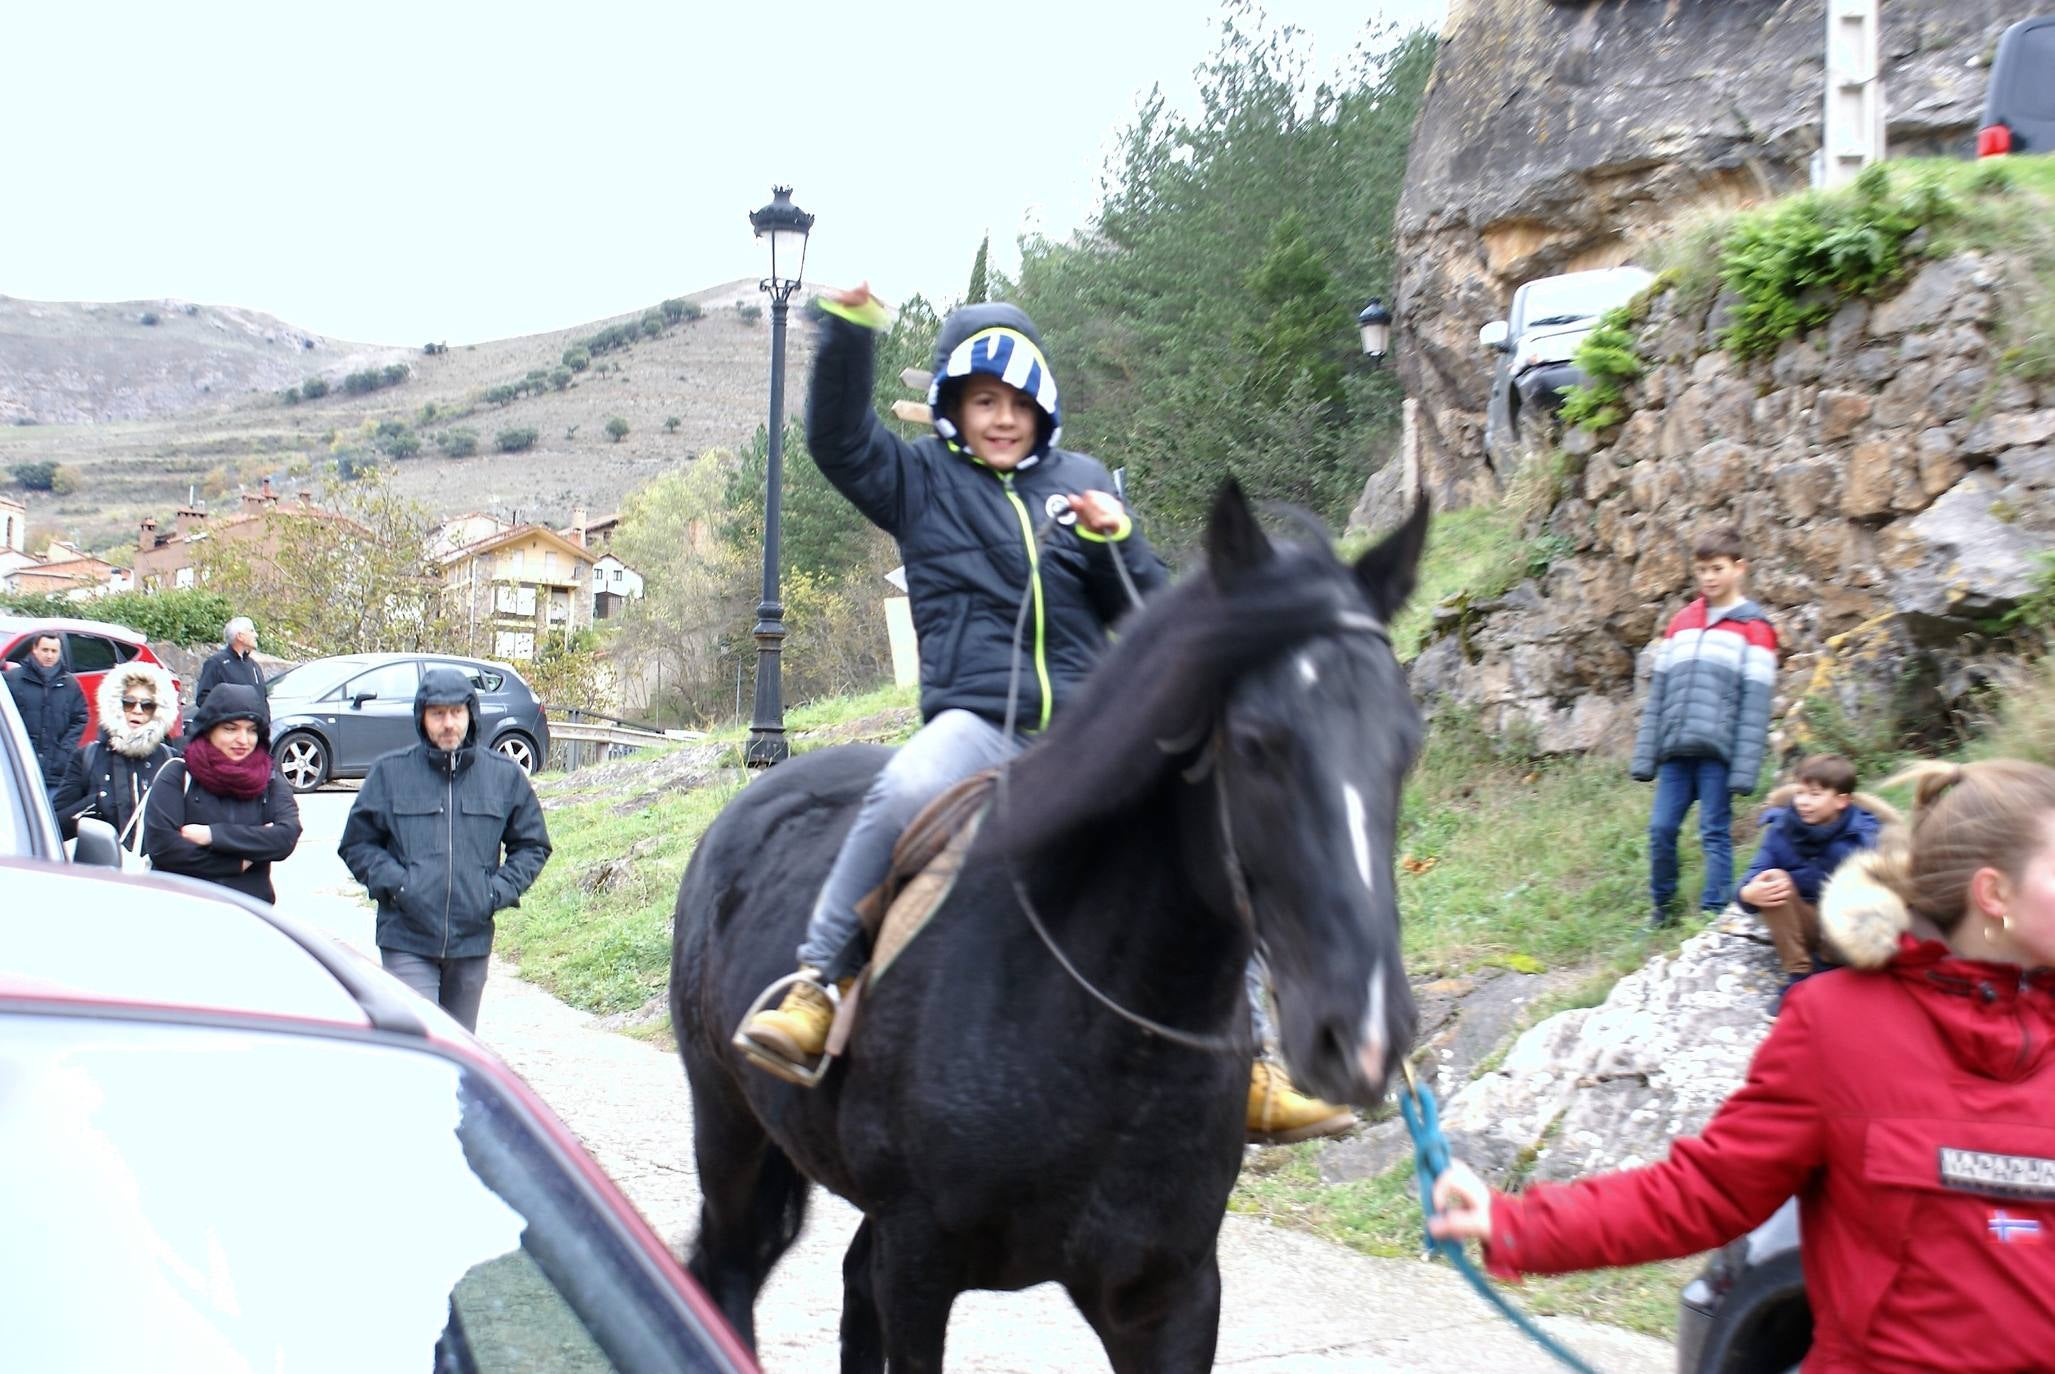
[{"x1": 927, "y1": 303, "x2": 1061, "y2": 464}]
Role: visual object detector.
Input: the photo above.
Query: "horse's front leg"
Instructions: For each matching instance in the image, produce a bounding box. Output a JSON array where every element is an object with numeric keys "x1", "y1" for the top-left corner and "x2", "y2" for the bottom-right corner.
[
  {"x1": 1067, "y1": 1249, "x2": 1222, "y2": 1374},
  {"x1": 869, "y1": 1215, "x2": 960, "y2": 1374}
]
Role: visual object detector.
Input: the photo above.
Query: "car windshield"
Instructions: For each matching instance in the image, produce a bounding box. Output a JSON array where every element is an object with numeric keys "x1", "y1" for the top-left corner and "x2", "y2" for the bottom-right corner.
[
  {"x1": 265, "y1": 660, "x2": 356, "y2": 699},
  {"x1": 1518, "y1": 271, "x2": 1649, "y2": 331},
  {"x1": 0, "y1": 1015, "x2": 734, "y2": 1373}
]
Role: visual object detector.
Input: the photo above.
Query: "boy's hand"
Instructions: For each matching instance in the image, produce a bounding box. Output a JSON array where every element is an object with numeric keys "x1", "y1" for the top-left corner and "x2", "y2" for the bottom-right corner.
[
  {"x1": 1428, "y1": 1159, "x2": 1494, "y2": 1242},
  {"x1": 828, "y1": 281, "x2": 877, "y2": 310},
  {"x1": 1066, "y1": 490, "x2": 1125, "y2": 535}
]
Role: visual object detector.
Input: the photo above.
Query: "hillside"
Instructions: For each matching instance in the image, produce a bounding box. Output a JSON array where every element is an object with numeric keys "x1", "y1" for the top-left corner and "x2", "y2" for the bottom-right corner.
[{"x1": 0, "y1": 277, "x2": 818, "y2": 553}]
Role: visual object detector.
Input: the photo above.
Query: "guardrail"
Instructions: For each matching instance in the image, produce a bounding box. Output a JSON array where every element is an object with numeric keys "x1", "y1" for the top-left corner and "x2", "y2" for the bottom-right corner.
[{"x1": 546, "y1": 706, "x2": 706, "y2": 772}]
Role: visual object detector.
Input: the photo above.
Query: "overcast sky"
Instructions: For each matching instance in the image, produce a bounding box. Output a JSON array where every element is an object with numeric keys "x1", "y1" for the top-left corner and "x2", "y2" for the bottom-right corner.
[{"x1": 2, "y1": 0, "x2": 1446, "y2": 344}]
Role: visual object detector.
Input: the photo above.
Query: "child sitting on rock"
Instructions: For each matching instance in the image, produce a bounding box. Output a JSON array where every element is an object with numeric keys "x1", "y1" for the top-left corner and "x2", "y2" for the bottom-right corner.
[{"x1": 1737, "y1": 752, "x2": 1895, "y2": 1002}]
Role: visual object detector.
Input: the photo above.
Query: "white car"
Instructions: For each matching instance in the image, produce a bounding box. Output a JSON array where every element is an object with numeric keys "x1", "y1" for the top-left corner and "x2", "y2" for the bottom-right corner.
[{"x1": 1478, "y1": 265, "x2": 1654, "y2": 459}]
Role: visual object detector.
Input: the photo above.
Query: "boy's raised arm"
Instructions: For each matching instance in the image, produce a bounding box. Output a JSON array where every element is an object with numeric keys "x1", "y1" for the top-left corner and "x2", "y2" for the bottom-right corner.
[{"x1": 805, "y1": 283, "x2": 928, "y2": 537}]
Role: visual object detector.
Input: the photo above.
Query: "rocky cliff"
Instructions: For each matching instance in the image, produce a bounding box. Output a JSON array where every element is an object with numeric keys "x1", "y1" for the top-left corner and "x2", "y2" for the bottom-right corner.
[
  {"x1": 1409, "y1": 248, "x2": 2055, "y2": 759},
  {"x1": 1396, "y1": 0, "x2": 2018, "y2": 506}
]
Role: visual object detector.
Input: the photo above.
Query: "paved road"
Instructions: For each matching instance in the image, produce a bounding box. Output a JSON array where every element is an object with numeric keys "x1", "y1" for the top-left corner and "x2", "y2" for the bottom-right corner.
[{"x1": 282, "y1": 789, "x2": 1673, "y2": 1373}]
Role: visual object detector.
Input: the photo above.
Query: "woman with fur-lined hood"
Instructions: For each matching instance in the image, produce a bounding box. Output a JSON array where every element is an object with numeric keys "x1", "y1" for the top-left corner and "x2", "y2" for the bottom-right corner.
[
  {"x1": 1429, "y1": 758, "x2": 2055, "y2": 1372},
  {"x1": 51, "y1": 660, "x2": 178, "y2": 850}
]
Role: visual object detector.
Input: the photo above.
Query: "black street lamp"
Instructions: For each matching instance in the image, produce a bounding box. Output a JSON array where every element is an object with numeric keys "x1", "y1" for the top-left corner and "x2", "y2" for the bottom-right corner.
[
  {"x1": 744, "y1": 184, "x2": 815, "y2": 768},
  {"x1": 1357, "y1": 297, "x2": 1394, "y2": 366}
]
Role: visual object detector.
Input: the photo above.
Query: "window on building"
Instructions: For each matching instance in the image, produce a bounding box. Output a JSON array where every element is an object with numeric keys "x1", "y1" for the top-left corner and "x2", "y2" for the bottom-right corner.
[
  {"x1": 174, "y1": 567, "x2": 195, "y2": 589},
  {"x1": 493, "y1": 631, "x2": 536, "y2": 660}
]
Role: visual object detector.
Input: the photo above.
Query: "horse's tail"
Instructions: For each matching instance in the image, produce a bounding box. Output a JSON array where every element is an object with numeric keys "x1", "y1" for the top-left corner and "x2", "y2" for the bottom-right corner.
[{"x1": 684, "y1": 1118, "x2": 812, "y2": 1349}]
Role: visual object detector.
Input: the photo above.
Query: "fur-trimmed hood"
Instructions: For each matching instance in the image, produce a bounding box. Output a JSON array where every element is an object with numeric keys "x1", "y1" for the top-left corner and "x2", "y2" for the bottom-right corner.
[
  {"x1": 1757, "y1": 783, "x2": 1903, "y2": 829},
  {"x1": 1820, "y1": 796, "x2": 1913, "y2": 969},
  {"x1": 94, "y1": 660, "x2": 178, "y2": 759}
]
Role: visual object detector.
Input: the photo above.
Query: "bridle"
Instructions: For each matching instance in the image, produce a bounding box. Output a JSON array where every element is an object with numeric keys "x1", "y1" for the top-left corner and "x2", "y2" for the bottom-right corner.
[{"x1": 991, "y1": 509, "x2": 1390, "y2": 1054}]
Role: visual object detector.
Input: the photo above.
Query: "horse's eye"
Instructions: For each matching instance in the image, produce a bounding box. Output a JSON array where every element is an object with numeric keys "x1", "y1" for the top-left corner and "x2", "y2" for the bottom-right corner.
[{"x1": 1230, "y1": 728, "x2": 1289, "y2": 771}]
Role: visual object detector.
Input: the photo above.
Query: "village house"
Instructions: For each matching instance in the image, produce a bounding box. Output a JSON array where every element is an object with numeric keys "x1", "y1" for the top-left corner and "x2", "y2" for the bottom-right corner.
[
  {"x1": 437, "y1": 522, "x2": 597, "y2": 662},
  {"x1": 590, "y1": 553, "x2": 644, "y2": 620},
  {"x1": 132, "y1": 478, "x2": 362, "y2": 590}
]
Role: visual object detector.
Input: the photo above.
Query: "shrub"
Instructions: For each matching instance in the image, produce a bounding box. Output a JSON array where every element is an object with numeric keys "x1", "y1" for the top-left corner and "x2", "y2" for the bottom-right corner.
[
  {"x1": 10, "y1": 461, "x2": 59, "y2": 491},
  {"x1": 496, "y1": 427, "x2": 539, "y2": 453},
  {"x1": 280, "y1": 385, "x2": 302, "y2": 405},
  {"x1": 48, "y1": 465, "x2": 79, "y2": 496},
  {"x1": 640, "y1": 311, "x2": 665, "y2": 338},
  {"x1": 1718, "y1": 168, "x2": 1959, "y2": 358},
  {"x1": 342, "y1": 369, "x2": 380, "y2": 395},
  {"x1": 381, "y1": 363, "x2": 410, "y2": 387},
  {"x1": 484, "y1": 384, "x2": 519, "y2": 407},
  {"x1": 550, "y1": 367, "x2": 573, "y2": 391},
  {"x1": 736, "y1": 303, "x2": 763, "y2": 324},
  {"x1": 418, "y1": 401, "x2": 439, "y2": 423},
  {"x1": 563, "y1": 346, "x2": 591, "y2": 372},
  {"x1": 605, "y1": 416, "x2": 630, "y2": 442},
  {"x1": 385, "y1": 431, "x2": 422, "y2": 460},
  {"x1": 1559, "y1": 307, "x2": 1645, "y2": 431},
  {"x1": 300, "y1": 376, "x2": 330, "y2": 400},
  {"x1": 664, "y1": 416, "x2": 681, "y2": 433},
  {"x1": 0, "y1": 586, "x2": 234, "y2": 646},
  {"x1": 374, "y1": 418, "x2": 408, "y2": 439},
  {"x1": 438, "y1": 427, "x2": 480, "y2": 458},
  {"x1": 660, "y1": 297, "x2": 688, "y2": 322},
  {"x1": 336, "y1": 450, "x2": 383, "y2": 481},
  {"x1": 139, "y1": 311, "x2": 160, "y2": 326},
  {"x1": 422, "y1": 341, "x2": 448, "y2": 356}
]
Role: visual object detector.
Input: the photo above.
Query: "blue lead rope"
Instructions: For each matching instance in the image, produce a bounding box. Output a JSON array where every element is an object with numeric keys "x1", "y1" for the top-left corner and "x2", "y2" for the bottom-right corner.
[{"x1": 1397, "y1": 1064, "x2": 1601, "y2": 1374}]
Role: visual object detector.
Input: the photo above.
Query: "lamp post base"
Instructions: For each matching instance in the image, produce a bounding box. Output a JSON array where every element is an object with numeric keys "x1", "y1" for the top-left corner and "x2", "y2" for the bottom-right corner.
[{"x1": 744, "y1": 730, "x2": 789, "y2": 768}]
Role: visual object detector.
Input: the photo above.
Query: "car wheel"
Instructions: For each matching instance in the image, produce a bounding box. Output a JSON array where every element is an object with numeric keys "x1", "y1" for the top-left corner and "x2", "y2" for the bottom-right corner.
[
  {"x1": 493, "y1": 732, "x2": 538, "y2": 774},
  {"x1": 1695, "y1": 1249, "x2": 1809, "y2": 1374},
  {"x1": 275, "y1": 732, "x2": 330, "y2": 793}
]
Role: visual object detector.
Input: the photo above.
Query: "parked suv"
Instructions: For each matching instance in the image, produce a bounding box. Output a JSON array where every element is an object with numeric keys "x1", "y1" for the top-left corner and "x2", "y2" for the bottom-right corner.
[
  {"x1": 1478, "y1": 265, "x2": 1654, "y2": 461},
  {"x1": 265, "y1": 652, "x2": 550, "y2": 792},
  {"x1": 0, "y1": 614, "x2": 184, "y2": 743},
  {"x1": 1978, "y1": 15, "x2": 2055, "y2": 157},
  {"x1": 0, "y1": 857, "x2": 754, "y2": 1372}
]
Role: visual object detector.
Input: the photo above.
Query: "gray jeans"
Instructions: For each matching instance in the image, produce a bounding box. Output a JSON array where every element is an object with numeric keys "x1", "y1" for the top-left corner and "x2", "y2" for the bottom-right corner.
[
  {"x1": 382, "y1": 949, "x2": 491, "y2": 1033},
  {"x1": 794, "y1": 708, "x2": 1277, "y2": 1048}
]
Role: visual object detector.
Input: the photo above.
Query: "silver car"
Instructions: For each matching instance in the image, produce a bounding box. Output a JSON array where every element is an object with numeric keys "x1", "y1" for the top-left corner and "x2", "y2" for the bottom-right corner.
[
  {"x1": 265, "y1": 652, "x2": 551, "y2": 792},
  {"x1": 1478, "y1": 265, "x2": 1654, "y2": 461}
]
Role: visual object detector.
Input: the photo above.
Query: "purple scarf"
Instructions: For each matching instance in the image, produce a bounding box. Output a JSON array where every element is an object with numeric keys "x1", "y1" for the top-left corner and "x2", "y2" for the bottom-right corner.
[{"x1": 184, "y1": 735, "x2": 275, "y2": 801}]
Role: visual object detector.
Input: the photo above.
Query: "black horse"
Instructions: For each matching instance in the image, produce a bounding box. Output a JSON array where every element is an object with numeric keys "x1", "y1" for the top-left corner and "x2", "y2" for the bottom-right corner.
[{"x1": 670, "y1": 482, "x2": 1428, "y2": 1371}]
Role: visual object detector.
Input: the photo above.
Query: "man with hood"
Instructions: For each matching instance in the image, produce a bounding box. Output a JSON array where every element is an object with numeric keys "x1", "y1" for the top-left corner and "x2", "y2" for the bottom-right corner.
[
  {"x1": 194, "y1": 615, "x2": 265, "y2": 714},
  {"x1": 339, "y1": 667, "x2": 552, "y2": 1032},
  {"x1": 6, "y1": 632, "x2": 88, "y2": 791},
  {"x1": 733, "y1": 283, "x2": 1357, "y2": 1143},
  {"x1": 53, "y1": 659, "x2": 179, "y2": 854}
]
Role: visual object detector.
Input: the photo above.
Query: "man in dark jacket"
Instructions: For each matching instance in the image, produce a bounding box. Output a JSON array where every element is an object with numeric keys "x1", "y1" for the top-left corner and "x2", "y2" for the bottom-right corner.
[
  {"x1": 6, "y1": 632, "x2": 88, "y2": 790},
  {"x1": 194, "y1": 615, "x2": 265, "y2": 714},
  {"x1": 338, "y1": 667, "x2": 552, "y2": 1032}
]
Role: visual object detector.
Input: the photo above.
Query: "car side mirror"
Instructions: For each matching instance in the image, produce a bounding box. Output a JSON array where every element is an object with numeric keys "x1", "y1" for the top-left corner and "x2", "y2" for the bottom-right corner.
[
  {"x1": 74, "y1": 817, "x2": 122, "y2": 869},
  {"x1": 1478, "y1": 320, "x2": 1510, "y2": 352},
  {"x1": 352, "y1": 692, "x2": 377, "y2": 708}
]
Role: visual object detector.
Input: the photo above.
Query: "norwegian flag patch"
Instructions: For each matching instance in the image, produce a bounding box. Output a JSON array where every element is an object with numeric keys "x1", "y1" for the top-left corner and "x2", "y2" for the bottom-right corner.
[{"x1": 1988, "y1": 1210, "x2": 2044, "y2": 1245}]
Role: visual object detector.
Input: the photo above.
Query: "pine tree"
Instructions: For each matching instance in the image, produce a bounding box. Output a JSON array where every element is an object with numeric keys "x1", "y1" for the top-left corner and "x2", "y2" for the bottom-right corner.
[{"x1": 966, "y1": 234, "x2": 991, "y2": 305}]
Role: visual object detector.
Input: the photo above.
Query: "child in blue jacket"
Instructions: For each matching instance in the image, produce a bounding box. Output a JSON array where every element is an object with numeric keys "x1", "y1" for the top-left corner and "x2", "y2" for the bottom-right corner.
[{"x1": 1737, "y1": 753, "x2": 1895, "y2": 996}]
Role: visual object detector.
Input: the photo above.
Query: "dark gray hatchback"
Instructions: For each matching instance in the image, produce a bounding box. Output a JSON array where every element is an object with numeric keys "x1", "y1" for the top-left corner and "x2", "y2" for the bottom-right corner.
[{"x1": 265, "y1": 652, "x2": 551, "y2": 792}]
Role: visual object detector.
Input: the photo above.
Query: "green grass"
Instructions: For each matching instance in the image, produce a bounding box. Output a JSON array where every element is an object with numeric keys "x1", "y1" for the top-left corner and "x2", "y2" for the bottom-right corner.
[
  {"x1": 495, "y1": 768, "x2": 741, "y2": 1015},
  {"x1": 1389, "y1": 503, "x2": 1522, "y2": 659},
  {"x1": 1229, "y1": 1143, "x2": 1697, "y2": 1337}
]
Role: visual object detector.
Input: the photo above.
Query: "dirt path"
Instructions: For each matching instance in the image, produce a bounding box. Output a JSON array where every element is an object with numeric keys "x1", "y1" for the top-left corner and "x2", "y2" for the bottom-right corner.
[{"x1": 284, "y1": 791, "x2": 1672, "y2": 1372}]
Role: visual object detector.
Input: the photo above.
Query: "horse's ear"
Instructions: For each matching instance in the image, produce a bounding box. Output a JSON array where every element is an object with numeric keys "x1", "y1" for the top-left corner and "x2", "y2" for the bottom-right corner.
[
  {"x1": 1206, "y1": 478, "x2": 1273, "y2": 585},
  {"x1": 1353, "y1": 497, "x2": 1429, "y2": 621}
]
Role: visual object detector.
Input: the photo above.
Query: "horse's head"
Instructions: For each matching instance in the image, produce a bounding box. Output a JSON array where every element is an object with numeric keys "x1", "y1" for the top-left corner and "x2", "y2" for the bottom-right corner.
[{"x1": 1205, "y1": 482, "x2": 1427, "y2": 1107}]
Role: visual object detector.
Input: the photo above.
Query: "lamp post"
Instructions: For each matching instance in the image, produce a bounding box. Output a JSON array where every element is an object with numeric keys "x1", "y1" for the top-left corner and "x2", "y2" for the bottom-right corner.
[
  {"x1": 1356, "y1": 297, "x2": 1393, "y2": 366},
  {"x1": 744, "y1": 185, "x2": 814, "y2": 768}
]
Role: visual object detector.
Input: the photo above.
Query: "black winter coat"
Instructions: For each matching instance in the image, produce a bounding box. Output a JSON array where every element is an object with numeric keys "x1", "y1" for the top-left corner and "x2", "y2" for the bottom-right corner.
[
  {"x1": 53, "y1": 737, "x2": 177, "y2": 844},
  {"x1": 806, "y1": 308, "x2": 1167, "y2": 730},
  {"x1": 5, "y1": 659, "x2": 88, "y2": 788},
  {"x1": 142, "y1": 757, "x2": 303, "y2": 903},
  {"x1": 194, "y1": 646, "x2": 266, "y2": 714},
  {"x1": 338, "y1": 740, "x2": 551, "y2": 960}
]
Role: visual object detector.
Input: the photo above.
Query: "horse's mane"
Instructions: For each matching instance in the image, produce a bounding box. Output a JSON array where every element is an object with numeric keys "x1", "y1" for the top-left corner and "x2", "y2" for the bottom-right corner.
[{"x1": 996, "y1": 534, "x2": 1366, "y2": 858}]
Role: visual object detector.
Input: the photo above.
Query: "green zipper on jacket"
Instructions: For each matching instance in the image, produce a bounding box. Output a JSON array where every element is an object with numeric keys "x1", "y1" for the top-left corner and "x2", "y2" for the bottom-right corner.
[{"x1": 999, "y1": 474, "x2": 1052, "y2": 731}]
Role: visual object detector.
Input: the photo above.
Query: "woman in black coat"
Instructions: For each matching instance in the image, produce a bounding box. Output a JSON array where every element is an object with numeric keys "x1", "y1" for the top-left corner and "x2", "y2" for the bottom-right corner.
[
  {"x1": 53, "y1": 660, "x2": 179, "y2": 851},
  {"x1": 143, "y1": 684, "x2": 302, "y2": 902}
]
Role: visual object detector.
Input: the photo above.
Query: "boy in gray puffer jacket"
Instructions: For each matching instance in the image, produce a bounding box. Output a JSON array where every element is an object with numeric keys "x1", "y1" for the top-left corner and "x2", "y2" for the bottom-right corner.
[{"x1": 1631, "y1": 526, "x2": 1780, "y2": 927}]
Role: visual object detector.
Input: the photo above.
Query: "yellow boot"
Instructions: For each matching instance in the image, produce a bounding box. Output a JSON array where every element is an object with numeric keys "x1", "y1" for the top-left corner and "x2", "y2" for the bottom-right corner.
[
  {"x1": 1247, "y1": 1059, "x2": 1357, "y2": 1145},
  {"x1": 736, "y1": 972, "x2": 839, "y2": 1085}
]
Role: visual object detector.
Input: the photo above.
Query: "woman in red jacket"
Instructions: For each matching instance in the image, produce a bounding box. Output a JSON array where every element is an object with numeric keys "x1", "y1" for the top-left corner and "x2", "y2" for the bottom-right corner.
[{"x1": 1432, "y1": 758, "x2": 2055, "y2": 1373}]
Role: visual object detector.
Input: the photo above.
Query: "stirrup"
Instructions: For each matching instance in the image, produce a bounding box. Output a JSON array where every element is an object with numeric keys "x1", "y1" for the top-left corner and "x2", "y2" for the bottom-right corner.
[{"x1": 731, "y1": 970, "x2": 843, "y2": 1088}]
